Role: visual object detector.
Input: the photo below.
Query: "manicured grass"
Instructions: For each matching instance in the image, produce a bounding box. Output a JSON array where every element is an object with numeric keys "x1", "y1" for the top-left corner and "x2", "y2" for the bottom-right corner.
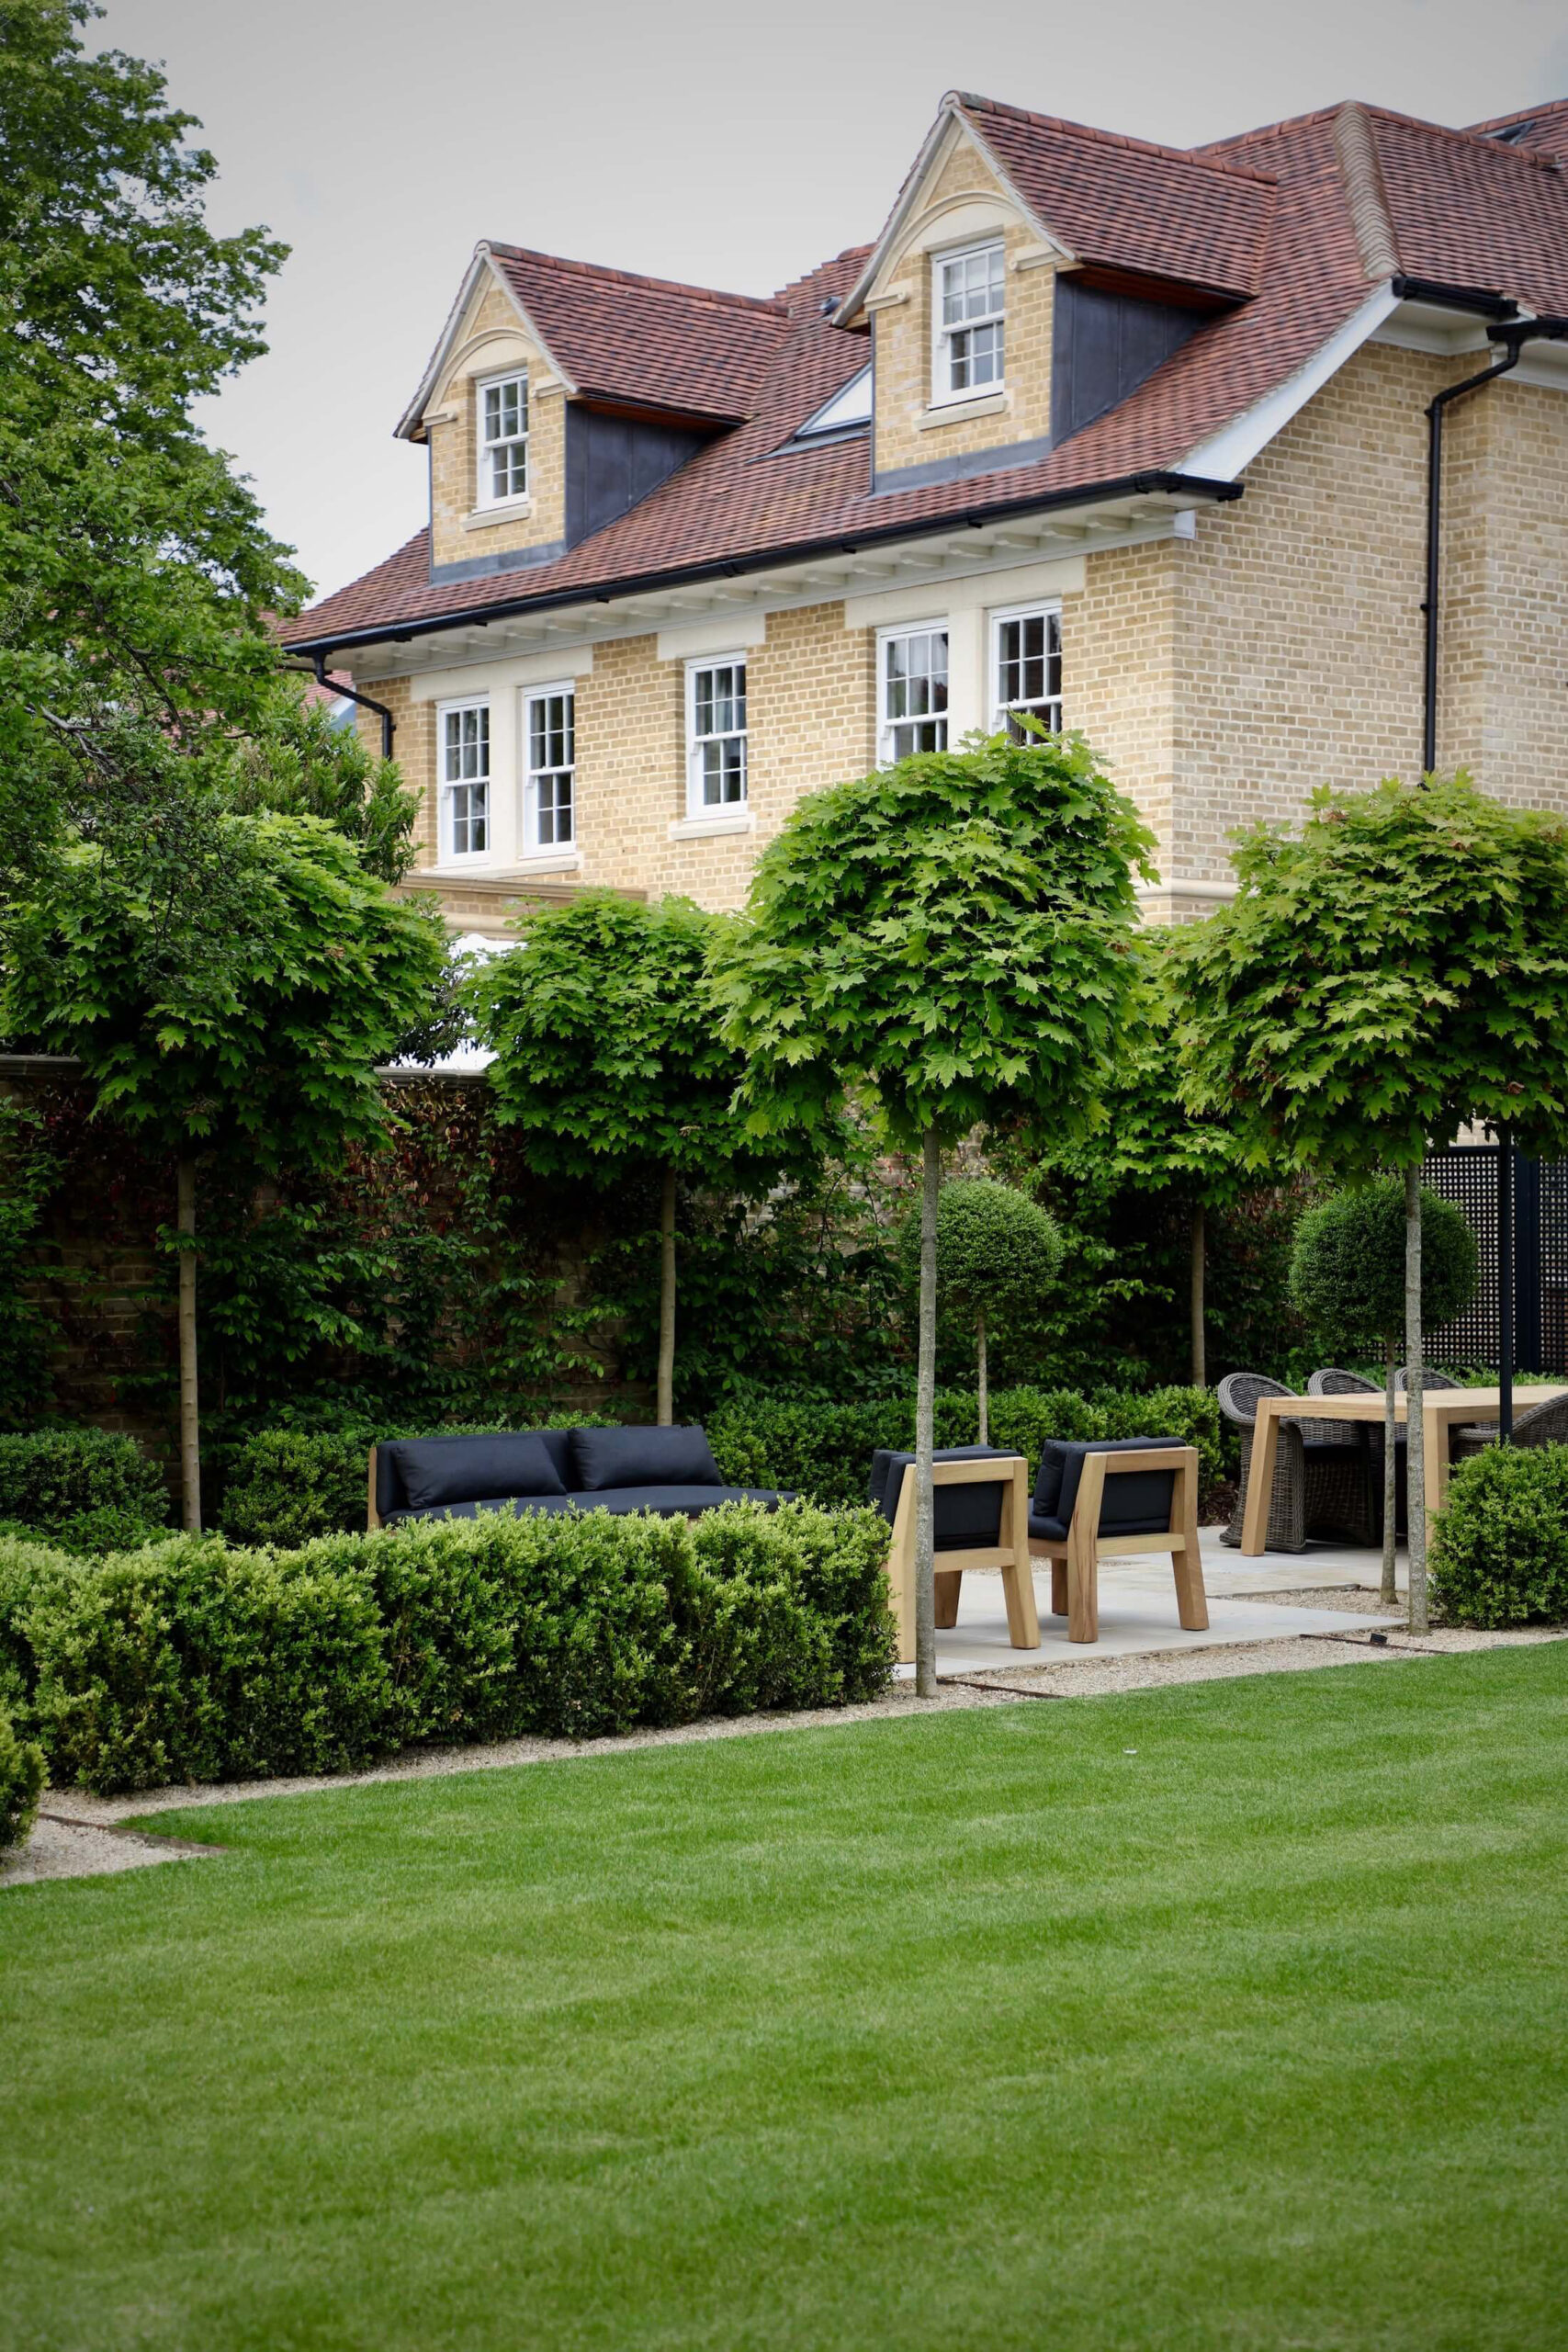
[{"x1": 4, "y1": 1650, "x2": 1567, "y2": 2352}]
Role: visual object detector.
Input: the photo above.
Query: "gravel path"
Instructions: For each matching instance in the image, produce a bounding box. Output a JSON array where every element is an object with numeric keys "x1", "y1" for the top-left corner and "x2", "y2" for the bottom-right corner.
[{"x1": 6, "y1": 1619, "x2": 1563, "y2": 1889}]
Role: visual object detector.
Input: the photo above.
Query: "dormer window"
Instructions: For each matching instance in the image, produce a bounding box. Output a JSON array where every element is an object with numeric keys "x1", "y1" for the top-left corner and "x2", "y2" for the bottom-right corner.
[
  {"x1": 478, "y1": 370, "x2": 528, "y2": 504},
  {"x1": 934, "y1": 241, "x2": 1005, "y2": 401}
]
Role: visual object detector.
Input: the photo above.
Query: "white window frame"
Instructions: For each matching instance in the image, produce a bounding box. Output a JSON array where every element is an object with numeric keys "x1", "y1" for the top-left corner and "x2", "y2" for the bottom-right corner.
[
  {"x1": 990, "y1": 603, "x2": 1064, "y2": 740},
  {"x1": 523, "y1": 682, "x2": 576, "y2": 851},
  {"x1": 684, "y1": 653, "x2": 748, "y2": 815},
  {"x1": 476, "y1": 368, "x2": 529, "y2": 507},
  {"x1": 437, "y1": 695, "x2": 491, "y2": 862},
  {"x1": 877, "y1": 621, "x2": 950, "y2": 764},
  {"x1": 931, "y1": 238, "x2": 1006, "y2": 405}
]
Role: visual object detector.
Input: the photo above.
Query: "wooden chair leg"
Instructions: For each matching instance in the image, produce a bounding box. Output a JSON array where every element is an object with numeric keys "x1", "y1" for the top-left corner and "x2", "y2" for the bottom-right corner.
[
  {"x1": 1171, "y1": 1461, "x2": 1209, "y2": 1631},
  {"x1": 934, "y1": 1569, "x2": 962, "y2": 1628},
  {"x1": 1066, "y1": 1526, "x2": 1099, "y2": 1643},
  {"x1": 999, "y1": 1560, "x2": 1041, "y2": 1650},
  {"x1": 1050, "y1": 1560, "x2": 1068, "y2": 1617}
]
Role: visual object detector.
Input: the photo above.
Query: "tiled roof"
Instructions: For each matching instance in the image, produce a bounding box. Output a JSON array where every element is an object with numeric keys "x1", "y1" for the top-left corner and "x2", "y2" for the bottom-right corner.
[
  {"x1": 1465, "y1": 98, "x2": 1568, "y2": 165},
  {"x1": 955, "y1": 94, "x2": 1275, "y2": 300},
  {"x1": 489, "y1": 245, "x2": 789, "y2": 422},
  {"x1": 283, "y1": 89, "x2": 1568, "y2": 653}
]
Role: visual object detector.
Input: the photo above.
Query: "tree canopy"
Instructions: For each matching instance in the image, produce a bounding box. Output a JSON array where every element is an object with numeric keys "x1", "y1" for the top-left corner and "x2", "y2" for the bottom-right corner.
[
  {"x1": 1172, "y1": 775, "x2": 1568, "y2": 1172},
  {"x1": 712, "y1": 733, "x2": 1155, "y2": 1149}
]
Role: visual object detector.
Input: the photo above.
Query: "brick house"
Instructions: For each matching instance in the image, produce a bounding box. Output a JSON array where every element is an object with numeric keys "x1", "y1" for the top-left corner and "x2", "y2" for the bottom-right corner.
[{"x1": 279, "y1": 90, "x2": 1568, "y2": 932}]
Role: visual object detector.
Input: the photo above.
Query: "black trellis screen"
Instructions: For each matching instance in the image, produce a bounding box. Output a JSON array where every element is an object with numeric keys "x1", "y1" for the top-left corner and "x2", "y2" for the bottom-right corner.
[{"x1": 1422, "y1": 1146, "x2": 1568, "y2": 1374}]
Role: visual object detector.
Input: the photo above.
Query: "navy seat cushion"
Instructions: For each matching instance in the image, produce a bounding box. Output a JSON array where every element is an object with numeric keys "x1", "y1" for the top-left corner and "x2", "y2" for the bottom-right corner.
[
  {"x1": 385, "y1": 1431, "x2": 567, "y2": 1514},
  {"x1": 570, "y1": 1424, "x2": 724, "y2": 1492},
  {"x1": 869, "y1": 1447, "x2": 1014, "y2": 1551},
  {"x1": 390, "y1": 1485, "x2": 793, "y2": 1526},
  {"x1": 1029, "y1": 1437, "x2": 1184, "y2": 1544}
]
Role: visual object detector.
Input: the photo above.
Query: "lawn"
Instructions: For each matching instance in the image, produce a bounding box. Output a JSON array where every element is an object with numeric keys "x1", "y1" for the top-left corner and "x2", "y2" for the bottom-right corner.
[{"x1": 4, "y1": 1649, "x2": 1567, "y2": 2352}]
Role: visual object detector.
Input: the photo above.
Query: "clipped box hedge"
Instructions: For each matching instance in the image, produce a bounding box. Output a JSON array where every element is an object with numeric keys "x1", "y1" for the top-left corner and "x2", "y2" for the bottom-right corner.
[
  {"x1": 0, "y1": 1708, "x2": 44, "y2": 1854},
  {"x1": 706, "y1": 1385, "x2": 1223, "y2": 1509},
  {"x1": 1431, "y1": 1442, "x2": 1568, "y2": 1628},
  {"x1": 2, "y1": 1498, "x2": 896, "y2": 1793},
  {"x1": 0, "y1": 1429, "x2": 170, "y2": 1555}
]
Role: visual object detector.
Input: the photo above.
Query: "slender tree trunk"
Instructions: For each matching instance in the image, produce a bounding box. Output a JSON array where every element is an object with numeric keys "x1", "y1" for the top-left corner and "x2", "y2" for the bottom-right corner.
[
  {"x1": 176, "y1": 1151, "x2": 201, "y2": 1532},
  {"x1": 657, "y1": 1164, "x2": 677, "y2": 1427},
  {"x1": 976, "y1": 1306, "x2": 988, "y2": 1446},
  {"x1": 1190, "y1": 1199, "x2": 1206, "y2": 1389},
  {"x1": 1404, "y1": 1162, "x2": 1428, "y2": 1634},
  {"x1": 1382, "y1": 1337, "x2": 1399, "y2": 1607},
  {"x1": 914, "y1": 1126, "x2": 941, "y2": 1699}
]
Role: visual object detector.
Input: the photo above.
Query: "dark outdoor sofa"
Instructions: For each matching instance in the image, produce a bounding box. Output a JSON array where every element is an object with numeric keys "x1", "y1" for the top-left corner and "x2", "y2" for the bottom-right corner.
[{"x1": 368, "y1": 1424, "x2": 795, "y2": 1531}]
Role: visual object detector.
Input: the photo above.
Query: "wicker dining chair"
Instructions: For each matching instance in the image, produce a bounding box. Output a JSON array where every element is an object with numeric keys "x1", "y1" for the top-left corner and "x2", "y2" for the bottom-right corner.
[
  {"x1": 1218, "y1": 1372, "x2": 1378, "y2": 1551},
  {"x1": 1396, "y1": 1366, "x2": 1497, "y2": 1445},
  {"x1": 1450, "y1": 1388, "x2": 1568, "y2": 1466},
  {"x1": 1309, "y1": 1367, "x2": 1399, "y2": 1537}
]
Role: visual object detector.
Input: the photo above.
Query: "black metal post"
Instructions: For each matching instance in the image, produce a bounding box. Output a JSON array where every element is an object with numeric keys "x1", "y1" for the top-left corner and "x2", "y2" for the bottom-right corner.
[{"x1": 1498, "y1": 1133, "x2": 1515, "y2": 1442}]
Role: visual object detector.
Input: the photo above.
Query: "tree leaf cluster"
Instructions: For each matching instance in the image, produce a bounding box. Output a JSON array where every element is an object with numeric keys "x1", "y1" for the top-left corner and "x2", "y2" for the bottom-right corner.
[{"x1": 1288, "y1": 1180, "x2": 1479, "y2": 1355}]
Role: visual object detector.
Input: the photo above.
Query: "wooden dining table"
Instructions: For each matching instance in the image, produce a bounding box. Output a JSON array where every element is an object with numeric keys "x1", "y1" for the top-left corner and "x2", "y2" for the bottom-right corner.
[{"x1": 1239, "y1": 1386, "x2": 1568, "y2": 1555}]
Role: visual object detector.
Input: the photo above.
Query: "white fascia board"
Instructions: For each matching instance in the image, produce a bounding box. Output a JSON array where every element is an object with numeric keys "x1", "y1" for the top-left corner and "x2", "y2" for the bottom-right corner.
[
  {"x1": 394, "y1": 245, "x2": 575, "y2": 443},
  {"x1": 1179, "y1": 282, "x2": 1401, "y2": 483}
]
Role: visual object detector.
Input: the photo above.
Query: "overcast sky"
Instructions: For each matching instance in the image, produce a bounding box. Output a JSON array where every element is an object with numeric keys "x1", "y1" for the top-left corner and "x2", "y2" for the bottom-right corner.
[{"x1": 96, "y1": 0, "x2": 1568, "y2": 605}]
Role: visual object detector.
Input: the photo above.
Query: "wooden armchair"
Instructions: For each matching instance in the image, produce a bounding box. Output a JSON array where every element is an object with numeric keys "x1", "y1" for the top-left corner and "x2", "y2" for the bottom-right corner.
[
  {"x1": 876, "y1": 1451, "x2": 1036, "y2": 1668},
  {"x1": 1027, "y1": 1438, "x2": 1207, "y2": 1645}
]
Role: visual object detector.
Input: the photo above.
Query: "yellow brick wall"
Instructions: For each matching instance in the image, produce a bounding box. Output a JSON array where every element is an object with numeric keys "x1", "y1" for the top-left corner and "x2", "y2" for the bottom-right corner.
[
  {"x1": 354, "y1": 675, "x2": 438, "y2": 867},
  {"x1": 870, "y1": 136, "x2": 1054, "y2": 479},
  {"x1": 425, "y1": 276, "x2": 566, "y2": 570},
  {"x1": 1060, "y1": 538, "x2": 1179, "y2": 885}
]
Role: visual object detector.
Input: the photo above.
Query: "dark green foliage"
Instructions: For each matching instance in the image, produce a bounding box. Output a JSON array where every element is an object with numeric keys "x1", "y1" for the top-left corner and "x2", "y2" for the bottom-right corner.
[
  {"x1": 1431, "y1": 1446, "x2": 1568, "y2": 1629},
  {"x1": 2, "y1": 1502, "x2": 896, "y2": 1791},
  {"x1": 0, "y1": 1429, "x2": 168, "y2": 1550},
  {"x1": 706, "y1": 1384, "x2": 1222, "y2": 1504},
  {"x1": 0, "y1": 1706, "x2": 45, "y2": 1852},
  {"x1": 228, "y1": 688, "x2": 422, "y2": 887},
  {"x1": 896, "y1": 1178, "x2": 1064, "y2": 1317},
  {"x1": 1290, "y1": 1181, "x2": 1479, "y2": 1352},
  {"x1": 0, "y1": 1099, "x2": 61, "y2": 1423}
]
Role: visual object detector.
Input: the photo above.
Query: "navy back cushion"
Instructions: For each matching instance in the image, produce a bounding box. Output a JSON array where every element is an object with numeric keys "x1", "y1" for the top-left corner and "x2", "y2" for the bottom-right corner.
[
  {"x1": 387, "y1": 1431, "x2": 567, "y2": 1515},
  {"x1": 1034, "y1": 1437, "x2": 1183, "y2": 1536},
  {"x1": 569, "y1": 1423, "x2": 723, "y2": 1492},
  {"x1": 869, "y1": 1447, "x2": 1013, "y2": 1549}
]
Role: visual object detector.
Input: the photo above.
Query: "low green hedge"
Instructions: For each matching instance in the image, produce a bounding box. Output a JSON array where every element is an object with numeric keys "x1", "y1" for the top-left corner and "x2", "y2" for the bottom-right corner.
[
  {"x1": 0, "y1": 1707, "x2": 44, "y2": 1853},
  {"x1": 3, "y1": 1499, "x2": 895, "y2": 1792},
  {"x1": 1431, "y1": 1443, "x2": 1568, "y2": 1629},
  {"x1": 217, "y1": 1411, "x2": 620, "y2": 1548},
  {"x1": 0, "y1": 1430, "x2": 170, "y2": 1555},
  {"x1": 706, "y1": 1385, "x2": 1222, "y2": 1507}
]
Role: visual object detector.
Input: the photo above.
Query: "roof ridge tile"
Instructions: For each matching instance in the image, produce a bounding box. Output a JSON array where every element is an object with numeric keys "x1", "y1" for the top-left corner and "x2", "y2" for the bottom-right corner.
[{"x1": 485, "y1": 242, "x2": 788, "y2": 315}]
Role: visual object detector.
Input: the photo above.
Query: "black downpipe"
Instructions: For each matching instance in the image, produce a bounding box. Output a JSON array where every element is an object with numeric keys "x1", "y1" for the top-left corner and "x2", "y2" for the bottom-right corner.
[
  {"x1": 1422, "y1": 338, "x2": 1523, "y2": 775},
  {"x1": 280, "y1": 656, "x2": 398, "y2": 759},
  {"x1": 1498, "y1": 1135, "x2": 1515, "y2": 1442}
]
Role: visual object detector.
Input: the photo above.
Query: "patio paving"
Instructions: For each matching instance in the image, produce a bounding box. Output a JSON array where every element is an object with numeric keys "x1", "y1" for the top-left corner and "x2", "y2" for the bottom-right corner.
[{"x1": 900, "y1": 1526, "x2": 1405, "y2": 1679}]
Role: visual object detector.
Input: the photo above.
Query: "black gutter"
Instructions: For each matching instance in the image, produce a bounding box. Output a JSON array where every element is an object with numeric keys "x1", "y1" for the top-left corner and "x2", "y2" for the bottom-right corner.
[
  {"x1": 280, "y1": 655, "x2": 398, "y2": 758},
  {"x1": 1392, "y1": 276, "x2": 1520, "y2": 322},
  {"x1": 281, "y1": 470, "x2": 1244, "y2": 661}
]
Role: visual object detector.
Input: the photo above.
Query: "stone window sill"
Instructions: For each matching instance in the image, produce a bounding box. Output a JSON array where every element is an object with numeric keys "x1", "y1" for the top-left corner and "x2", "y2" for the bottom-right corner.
[
  {"x1": 917, "y1": 390, "x2": 1009, "y2": 431},
  {"x1": 668, "y1": 808, "x2": 754, "y2": 841},
  {"x1": 512, "y1": 848, "x2": 582, "y2": 875},
  {"x1": 462, "y1": 496, "x2": 534, "y2": 531}
]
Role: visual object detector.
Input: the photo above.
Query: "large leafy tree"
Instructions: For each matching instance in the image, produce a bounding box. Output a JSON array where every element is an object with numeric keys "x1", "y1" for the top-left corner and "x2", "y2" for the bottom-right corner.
[
  {"x1": 3, "y1": 815, "x2": 446, "y2": 1527},
  {"x1": 1290, "y1": 1181, "x2": 1478, "y2": 1601},
  {"x1": 471, "y1": 892, "x2": 807, "y2": 1426},
  {"x1": 714, "y1": 735, "x2": 1153, "y2": 1694},
  {"x1": 0, "y1": 1, "x2": 413, "y2": 887},
  {"x1": 1174, "y1": 774, "x2": 1568, "y2": 1629}
]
